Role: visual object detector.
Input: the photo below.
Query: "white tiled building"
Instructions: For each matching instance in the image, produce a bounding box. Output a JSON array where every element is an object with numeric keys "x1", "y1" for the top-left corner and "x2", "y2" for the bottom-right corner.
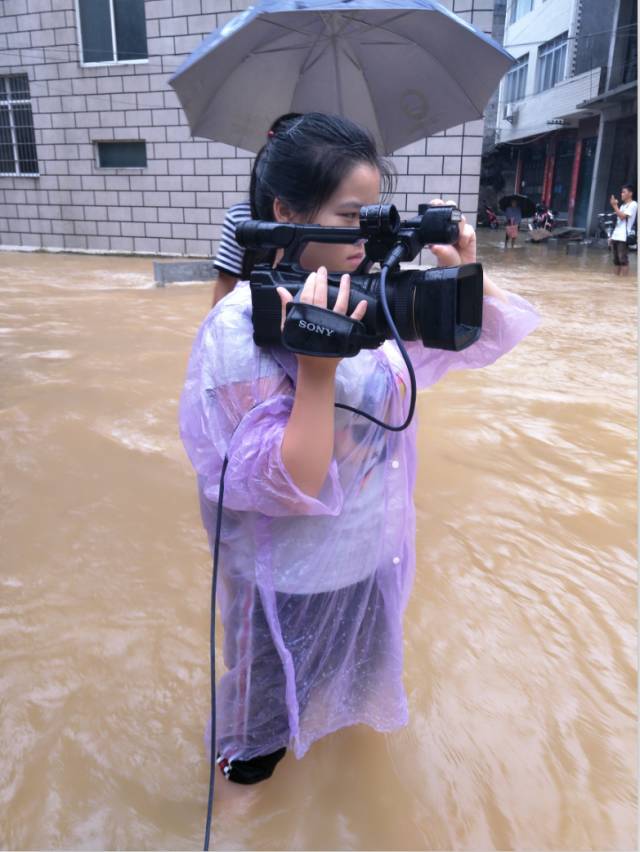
[{"x1": 0, "y1": 0, "x2": 496, "y2": 256}]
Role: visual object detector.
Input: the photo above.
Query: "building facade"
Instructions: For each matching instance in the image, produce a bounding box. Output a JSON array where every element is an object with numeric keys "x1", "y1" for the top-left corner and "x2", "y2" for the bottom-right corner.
[
  {"x1": 492, "y1": 0, "x2": 637, "y2": 232},
  {"x1": 0, "y1": 0, "x2": 495, "y2": 258}
]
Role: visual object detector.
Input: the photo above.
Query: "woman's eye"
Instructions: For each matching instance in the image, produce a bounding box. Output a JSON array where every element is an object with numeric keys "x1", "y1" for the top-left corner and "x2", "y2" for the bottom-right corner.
[{"x1": 341, "y1": 212, "x2": 358, "y2": 221}]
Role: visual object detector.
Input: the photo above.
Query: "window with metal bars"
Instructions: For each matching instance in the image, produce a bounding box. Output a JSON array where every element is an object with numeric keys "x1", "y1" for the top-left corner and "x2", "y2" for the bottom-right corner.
[
  {"x1": 504, "y1": 54, "x2": 529, "y2": 103},
  {"x1": 535, "y1": 33, "x2": 568, "y2": 93},
  {"x1": 0, "y1": 75, "x2": 39, "y2": 177},
  {"x1": 76, "y1": 0, "x2": 148, "y2": 65}
]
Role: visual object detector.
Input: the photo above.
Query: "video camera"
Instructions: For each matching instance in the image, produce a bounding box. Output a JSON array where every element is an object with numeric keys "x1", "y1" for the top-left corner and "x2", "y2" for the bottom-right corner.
[{"x1": 235, "y1": 203, "x2": 483, "y2": 359}]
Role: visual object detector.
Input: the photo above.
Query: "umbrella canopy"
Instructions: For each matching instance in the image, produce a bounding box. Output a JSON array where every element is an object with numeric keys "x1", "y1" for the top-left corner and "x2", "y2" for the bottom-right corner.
[
  {"x1": 169, "y1": 0, "x2": 514, "y2": 154},
  {"x1": 499, "y1": 194, "x2": 535, "y2": 218}
]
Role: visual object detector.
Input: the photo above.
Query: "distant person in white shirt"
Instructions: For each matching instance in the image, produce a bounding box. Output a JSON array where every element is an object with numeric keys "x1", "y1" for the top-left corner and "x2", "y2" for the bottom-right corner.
[{"x1": 609, "y1": 185, "x2": 637, "y2": 277}]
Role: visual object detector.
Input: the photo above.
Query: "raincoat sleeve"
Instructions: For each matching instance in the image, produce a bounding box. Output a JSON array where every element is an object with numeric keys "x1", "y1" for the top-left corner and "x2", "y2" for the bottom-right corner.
[
  {"x1": 404, "y1": 291, "x2": 539, "y2": 390},
  {"x1": 179, "y1": 303, "x2": 343, "y2": 518}
]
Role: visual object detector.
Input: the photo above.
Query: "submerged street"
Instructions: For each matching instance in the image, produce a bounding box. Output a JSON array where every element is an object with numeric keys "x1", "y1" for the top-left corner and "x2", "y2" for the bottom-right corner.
[{"x1": 0, "y1": 235, "x2": 636, "y2": 850}]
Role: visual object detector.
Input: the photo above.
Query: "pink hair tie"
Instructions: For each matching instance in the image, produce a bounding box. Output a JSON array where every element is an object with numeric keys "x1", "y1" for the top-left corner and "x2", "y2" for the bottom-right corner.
[{"x1": 267, "y1": 129, "x2": 275, "y2": 138}]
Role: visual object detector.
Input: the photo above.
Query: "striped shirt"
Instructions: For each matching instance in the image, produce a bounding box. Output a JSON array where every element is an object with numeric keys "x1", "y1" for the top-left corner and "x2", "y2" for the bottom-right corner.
[{"x1": 213, "y1": 201, "x2": 252, "y2": 277}]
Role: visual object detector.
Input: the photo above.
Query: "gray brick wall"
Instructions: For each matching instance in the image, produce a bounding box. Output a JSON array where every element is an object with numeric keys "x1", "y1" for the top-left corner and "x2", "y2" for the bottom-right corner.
[{"x1": 0, "y1": 0, "x2": 496, "y2": 257}]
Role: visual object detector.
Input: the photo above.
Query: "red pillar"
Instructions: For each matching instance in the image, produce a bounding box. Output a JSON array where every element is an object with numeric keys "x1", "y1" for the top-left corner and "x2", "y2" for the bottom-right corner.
[
  {"x1": 567, "y1": 138, "x2": 583, "y2": 226},
  {"x1": 542, "y1": 136, "x2": 557, "y2": 207},
  {"x1": 514, "y1": 150, "x2": 523, "y2": 194}
]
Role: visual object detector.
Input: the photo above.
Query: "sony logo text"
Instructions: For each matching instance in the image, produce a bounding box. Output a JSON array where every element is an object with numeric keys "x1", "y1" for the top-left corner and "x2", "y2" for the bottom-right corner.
[{"x1": 298, "y1": 319, "x2": 335, "y2": 337}]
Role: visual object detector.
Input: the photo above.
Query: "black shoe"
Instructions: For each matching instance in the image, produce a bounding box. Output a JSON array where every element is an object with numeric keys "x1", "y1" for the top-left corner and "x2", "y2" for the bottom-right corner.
[{"x1": 216, "y1": 747, "x2": 287, "y2": 785}]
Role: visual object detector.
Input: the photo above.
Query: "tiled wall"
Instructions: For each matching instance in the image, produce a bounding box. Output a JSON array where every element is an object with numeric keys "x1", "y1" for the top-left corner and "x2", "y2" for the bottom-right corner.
[{"x1": 0, "y1": 0, "x2": 496, "y2": 256}]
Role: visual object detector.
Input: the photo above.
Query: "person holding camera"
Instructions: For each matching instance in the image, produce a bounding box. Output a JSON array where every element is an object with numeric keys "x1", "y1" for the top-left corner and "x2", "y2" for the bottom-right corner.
[
  {"x1": 180, "y1": 113, "x2": 538, "y2": 785},
  {"x1": 609, "y1": 185, "x2": 637, "y2": 277}
]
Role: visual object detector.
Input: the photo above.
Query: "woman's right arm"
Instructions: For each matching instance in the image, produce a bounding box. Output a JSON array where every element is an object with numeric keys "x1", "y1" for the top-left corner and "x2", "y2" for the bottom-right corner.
[
  {"x1": 281, "y1": 358, "x2": 339, "y2": 498},
  {"x1": 278, "y1": 267, "x2": 367, "y2": 498},
  {"x1": 180, "y1": 269, "x2": 364, "y2": 515}
]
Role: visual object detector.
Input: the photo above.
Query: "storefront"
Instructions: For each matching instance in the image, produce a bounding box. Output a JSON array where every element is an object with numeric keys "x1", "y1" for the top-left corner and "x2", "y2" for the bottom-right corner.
[{"x1": 509, "y1": 117, "x2": 603, "y2": 227}]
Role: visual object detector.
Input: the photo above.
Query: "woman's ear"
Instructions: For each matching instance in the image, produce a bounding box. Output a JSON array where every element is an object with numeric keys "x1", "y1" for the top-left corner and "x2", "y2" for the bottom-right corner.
[{"x1": 273, "y1": 197, "x2": 293, "y2": 223}]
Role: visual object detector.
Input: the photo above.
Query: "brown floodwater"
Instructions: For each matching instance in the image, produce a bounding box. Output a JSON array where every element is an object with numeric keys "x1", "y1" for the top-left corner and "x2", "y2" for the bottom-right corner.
[{"x1": 0, "y1": 234, "x2": 636, "y2": 851}]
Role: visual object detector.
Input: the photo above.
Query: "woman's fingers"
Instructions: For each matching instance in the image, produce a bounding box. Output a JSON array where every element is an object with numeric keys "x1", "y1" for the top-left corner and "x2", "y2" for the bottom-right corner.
[
  {"x1": 299, "y1": 270, "x2": 317, "y2": 304},
  {"x1": 280, "y1": 273, "x2": 366, "y2": 331},
  {"x1": 430, "y1": 244, "x2": 461, "y2": 267},
  {"x1": 314, "y1": 265, "x2": 328, "y2": 307},
  {"x1": 351, "y1": 299, "x2": 368, "y2": 322},
  {"x1": 277, "y1": 286, "x2": 293, "y2": 331},
  {"x1": 333, "y1": 273, "x2": 350, "y2": 314}
]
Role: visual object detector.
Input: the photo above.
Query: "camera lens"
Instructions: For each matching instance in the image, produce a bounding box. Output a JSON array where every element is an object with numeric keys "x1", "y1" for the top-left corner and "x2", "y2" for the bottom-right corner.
[{"x1": 380, "y1": 265, "x2": 482, "y2": 350}]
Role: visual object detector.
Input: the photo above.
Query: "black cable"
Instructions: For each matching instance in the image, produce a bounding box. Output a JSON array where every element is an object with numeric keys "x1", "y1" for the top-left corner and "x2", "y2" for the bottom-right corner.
[
  {"x1": 202, "y1": 265, "x2": 419, "y2": 847},
  {"x1": 203, "y1": 454, "x2": 228, "y2": 852},
  {"x1": 335, "y1": 264, "x2": 417, "y2": 433}
]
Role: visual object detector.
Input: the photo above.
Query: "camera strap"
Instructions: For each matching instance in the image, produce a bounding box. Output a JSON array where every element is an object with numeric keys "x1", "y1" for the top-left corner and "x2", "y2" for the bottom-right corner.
[{"x1": 282, "y1": 299, "x2": 372, "y2": 358}]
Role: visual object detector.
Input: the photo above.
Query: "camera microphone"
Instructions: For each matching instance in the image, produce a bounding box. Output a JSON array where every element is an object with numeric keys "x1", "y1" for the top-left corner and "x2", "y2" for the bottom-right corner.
[{"x1": 235, "y1": 220, "x2": 295, "y2": 249}]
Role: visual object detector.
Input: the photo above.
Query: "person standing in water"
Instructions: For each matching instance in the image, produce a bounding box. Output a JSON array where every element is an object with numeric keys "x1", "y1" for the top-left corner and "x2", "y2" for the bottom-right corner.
[
  {"x1": 180, "y1": 113, "x2": 539, "y2": 784},
  {"x1": 504, "y1": 201, "x2": 522, "y2": 248},
  {"x1": 609, "y1": 185, "x2": 637, "y2": 277}
]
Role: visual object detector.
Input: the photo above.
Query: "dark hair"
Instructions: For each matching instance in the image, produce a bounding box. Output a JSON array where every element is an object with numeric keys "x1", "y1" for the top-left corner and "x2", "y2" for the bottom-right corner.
[
  {"x1": 248, "y1": 113, "x2": 304, "y2": 222},
  {"x1": 622, "y1": 184, "x2": 635, "y2": 196},
  {"x1": 242, "y1": 113, "x2": 394, "y2": 277}
]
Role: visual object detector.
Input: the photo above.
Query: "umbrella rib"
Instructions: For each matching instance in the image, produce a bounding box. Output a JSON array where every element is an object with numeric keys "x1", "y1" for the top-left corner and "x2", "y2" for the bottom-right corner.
[
  {"x1": 331, "y1": 35, "x2": 344, "y2": 116},
  {"x1": 343, "y1": 16, "x2": 485, "y2": 116},
  {"x1": 257, "y1": 17, "x2": 325, "y2": 39},
  {"x1": 252, "y1": 43, "x2": 317, "y2": 55},
  {"x1": 338, "y1": 42, "x2": 389, "y2": 153},
  {"x1": 276, "y1": 10, "x2": 486, "y2": 116},
  {"x1": 300, "y1": 30, "x2": 330, "y2": 75},
  {"x1": 339, "y1": 11, "x2": 415, "y2": 37}
]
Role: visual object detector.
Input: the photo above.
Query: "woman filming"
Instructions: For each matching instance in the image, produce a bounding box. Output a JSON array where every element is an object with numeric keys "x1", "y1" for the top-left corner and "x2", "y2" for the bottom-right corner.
[{"x1": 180, "y1": 113, "x2": 539, "y2": 785}]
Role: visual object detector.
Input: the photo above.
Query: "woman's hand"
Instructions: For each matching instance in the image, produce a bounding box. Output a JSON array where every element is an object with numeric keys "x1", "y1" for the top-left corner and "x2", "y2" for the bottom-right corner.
[
  {"x1": 427, "y1": 198, "x2": 508, "y2": 303},
  {"x1": 277, "y1": 266, "x2": 367, "y2": 374}
]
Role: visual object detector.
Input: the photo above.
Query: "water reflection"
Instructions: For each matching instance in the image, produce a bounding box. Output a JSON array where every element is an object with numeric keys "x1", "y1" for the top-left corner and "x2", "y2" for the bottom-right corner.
[{"x1": 0, "y1": 237, "x2": 636, "y2": 850}]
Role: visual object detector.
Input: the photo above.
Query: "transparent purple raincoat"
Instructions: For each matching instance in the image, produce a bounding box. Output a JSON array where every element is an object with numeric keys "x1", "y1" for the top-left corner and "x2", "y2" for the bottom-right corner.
[{"x1": 180, "y1": 281, "x2": 539, "y2": 761}]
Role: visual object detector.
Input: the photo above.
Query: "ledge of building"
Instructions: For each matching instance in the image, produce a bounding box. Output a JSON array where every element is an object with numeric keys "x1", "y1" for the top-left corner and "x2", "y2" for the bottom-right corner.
[
  {"x1": 577, "y1": 79, "x2": 638, "y2": 110},
  {"x1": 496, "y1": 67, "x2": 604, "y2": 144}
]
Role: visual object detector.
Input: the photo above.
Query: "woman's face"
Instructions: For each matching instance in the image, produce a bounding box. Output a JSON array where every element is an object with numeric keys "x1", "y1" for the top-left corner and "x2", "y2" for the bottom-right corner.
[{"x1": 275, "y1": 162, "x2": 381, "y2": 273}]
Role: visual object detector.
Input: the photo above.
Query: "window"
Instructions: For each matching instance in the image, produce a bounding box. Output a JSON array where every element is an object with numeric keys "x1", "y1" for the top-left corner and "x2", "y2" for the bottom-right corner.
[
  {"x1": 509, "y1": 0, "x2": 533, "y2": 24},
  {"x1": 0, "y1": 75, "x2": 39, "y2": 176},
  {"x1": 76, "y1": 0, "x2": 148, "y2": 64},
  {"x1": 96, "y1": 141, "x2": 147, "y2": 168},
  {"x1": 536, "y1": 33, "x2": 568, "y2": 92},
  {"x1": 504, "y1": 54, "x2": 529, "y2": 103}
]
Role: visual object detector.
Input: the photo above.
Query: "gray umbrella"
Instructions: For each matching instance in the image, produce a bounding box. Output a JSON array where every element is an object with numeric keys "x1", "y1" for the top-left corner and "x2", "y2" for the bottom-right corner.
[{"x1": 169, "y1": 0, "x2": 513, "y2": 154}]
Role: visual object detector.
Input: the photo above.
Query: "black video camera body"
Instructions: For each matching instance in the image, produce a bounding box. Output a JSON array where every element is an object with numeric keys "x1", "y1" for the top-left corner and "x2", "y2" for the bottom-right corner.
[{"x1": 235, "y1": 204, "x2": 483, "y2": 357}]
